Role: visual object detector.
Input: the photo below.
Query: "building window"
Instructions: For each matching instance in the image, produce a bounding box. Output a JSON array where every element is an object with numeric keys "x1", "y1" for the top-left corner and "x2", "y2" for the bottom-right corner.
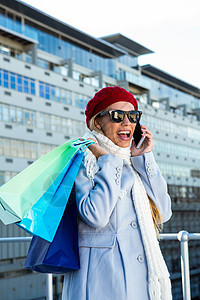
[
  {"x1": 39, "y1": 81, "x2": 73, "y2": 105},
  {"x1": 17, "y1": 74, "x2": 23, "y2": 92},
  {"x1": 16, "y1": 107, "x2": 23, "y2": 124},
  {"x1": 74, "y1": 93, "x2": 89, "y2": 109},
  {"x1": 0, "y1": 137, "x2": 57, "y2": 160},
  {"x1": 37, "y1": 58, "x2": 49, "y2": 69},
  {"x1": 0, "y1": 103, "x2": 35, "y2": 127},
  {"x1": 10, "y1": 72, "x2": 16, "y2": 89},
  {"x1": 39, "y1": 81, "x2": 44, "y2": 98},
  {"x1": 0, "y1": 102, "x2": 86, "y2": 135},
  {"x1": 3, "y1": 70, "x2": 9, "y2": 88},
  {"x1": 0, "y1": 68, "x2": 35, "y2": 95},
  {"x1": 2, "y1": 105, "x2": 9, "y2": 122},
  {"x1": 0, "y1": 171, "x2": 18, "y2": 187}
]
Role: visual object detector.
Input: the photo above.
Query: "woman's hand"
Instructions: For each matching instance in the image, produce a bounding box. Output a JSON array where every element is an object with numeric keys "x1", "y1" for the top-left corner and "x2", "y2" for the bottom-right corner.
[
  {"x1": 86, "y1": 138, "x2": 109, "y2": 159},
  {"x1": 131, "y1": 125, "x2": 153, "y2": 157}
]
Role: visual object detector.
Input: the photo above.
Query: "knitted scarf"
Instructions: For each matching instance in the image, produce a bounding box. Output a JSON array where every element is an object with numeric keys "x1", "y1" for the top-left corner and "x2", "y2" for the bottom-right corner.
[{"x1": 82, "y1": 131, "x2": 172, "y2": 300}]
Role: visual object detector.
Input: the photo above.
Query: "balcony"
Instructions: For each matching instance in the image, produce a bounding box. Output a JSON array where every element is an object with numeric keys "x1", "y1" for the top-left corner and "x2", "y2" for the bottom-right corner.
[{"x1": 0, "y1": 231, "x2": 200, "y2": 300}]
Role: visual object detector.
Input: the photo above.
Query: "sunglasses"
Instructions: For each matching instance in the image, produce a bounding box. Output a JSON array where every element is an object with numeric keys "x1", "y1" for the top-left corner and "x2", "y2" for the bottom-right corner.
[{"x1": 96, "y1": 110, "x2": 142, "y2": 123}]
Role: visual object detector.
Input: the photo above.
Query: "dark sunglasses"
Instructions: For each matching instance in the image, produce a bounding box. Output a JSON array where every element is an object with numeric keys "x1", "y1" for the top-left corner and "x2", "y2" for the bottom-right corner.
[{"x1": 96, "y1": 110, "x2": 142, "y2": 123}]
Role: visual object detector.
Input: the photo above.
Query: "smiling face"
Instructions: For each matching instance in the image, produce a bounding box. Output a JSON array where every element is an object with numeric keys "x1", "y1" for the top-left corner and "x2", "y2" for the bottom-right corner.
[{"x1": 94, "y1": 101, "x2": 137, "y2": 148}]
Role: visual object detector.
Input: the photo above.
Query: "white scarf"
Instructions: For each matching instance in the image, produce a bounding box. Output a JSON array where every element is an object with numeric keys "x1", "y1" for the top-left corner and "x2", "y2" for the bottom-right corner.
[{"x1": 82, "y1": 131, "x2": 172, "y2": 300}]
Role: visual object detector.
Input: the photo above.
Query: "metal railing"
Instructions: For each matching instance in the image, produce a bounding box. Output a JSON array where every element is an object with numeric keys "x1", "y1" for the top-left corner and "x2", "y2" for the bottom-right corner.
[
  {"x1": 0, "y1": 230, "x2": 200, "y2": 300},
  {"x1": 0, "y1": 236, "x2": 53, "y2": 300},
  {"x1": 160, "y1": 231, "x2": 200, "y2": 300}
]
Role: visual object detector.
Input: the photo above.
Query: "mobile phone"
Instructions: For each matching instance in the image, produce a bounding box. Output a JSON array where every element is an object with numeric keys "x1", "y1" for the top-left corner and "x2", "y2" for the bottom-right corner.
[{"x1": 133, "y1": 122, "x2": 146, "y2": 149}]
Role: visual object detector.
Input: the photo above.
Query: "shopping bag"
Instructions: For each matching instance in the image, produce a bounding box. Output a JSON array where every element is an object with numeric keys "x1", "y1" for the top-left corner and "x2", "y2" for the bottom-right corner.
[
  {"x1": 0, "y1": 138, "x2": 92, "y2": 225},
  {"x1": 24, "y1": 184, "x2": 80, "y2": 273},
  {"x1": 18, "y1": 151, "x2": 84, "y2": 242}
]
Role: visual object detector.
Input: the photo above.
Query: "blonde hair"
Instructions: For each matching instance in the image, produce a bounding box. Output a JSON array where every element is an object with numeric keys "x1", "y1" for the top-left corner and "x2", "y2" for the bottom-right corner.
[
  {"x1": 89, "y1": 114, "x2": 103, "y2": 133},
  {"x1": 148, "y1": 195, "x2": 163, "y2": 234},
  {"x1": 89, "y1": 115, "x2": 163, "y2": 233}
]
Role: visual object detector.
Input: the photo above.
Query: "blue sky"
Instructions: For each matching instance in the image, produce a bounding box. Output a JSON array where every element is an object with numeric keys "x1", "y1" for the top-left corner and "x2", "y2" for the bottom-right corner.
[{"x1": 22, "y1": 0, "x2": 200, "y2": 88}]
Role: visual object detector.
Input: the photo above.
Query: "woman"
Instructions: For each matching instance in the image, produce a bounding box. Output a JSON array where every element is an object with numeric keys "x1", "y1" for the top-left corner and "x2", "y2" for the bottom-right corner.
[{"x1": 62, "y1": 86, "x2": 172, "y2": 300}]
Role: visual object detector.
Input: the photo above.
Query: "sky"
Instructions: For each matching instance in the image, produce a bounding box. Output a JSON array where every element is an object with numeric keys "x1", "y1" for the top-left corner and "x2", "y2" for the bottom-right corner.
[{"x1": 22, "y1": 0, "x2": 200, "y2": 88}]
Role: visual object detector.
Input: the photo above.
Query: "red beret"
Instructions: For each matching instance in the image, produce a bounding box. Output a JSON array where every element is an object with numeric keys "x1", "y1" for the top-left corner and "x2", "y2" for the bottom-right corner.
[{"x1": 85, "y1": 86, "x2": 138, "y2": 130}]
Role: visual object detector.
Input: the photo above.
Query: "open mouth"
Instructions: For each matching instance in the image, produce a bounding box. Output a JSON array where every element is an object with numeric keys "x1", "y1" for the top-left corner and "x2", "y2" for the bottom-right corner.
[{"x1": 117, "y1": 131, "x2": 131, "y2": 140}]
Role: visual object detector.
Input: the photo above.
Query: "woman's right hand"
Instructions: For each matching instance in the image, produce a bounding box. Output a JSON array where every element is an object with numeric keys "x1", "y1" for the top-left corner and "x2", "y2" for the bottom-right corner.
[{"x1": 86, "y1": 139, "x2": 109, "y2": 158}]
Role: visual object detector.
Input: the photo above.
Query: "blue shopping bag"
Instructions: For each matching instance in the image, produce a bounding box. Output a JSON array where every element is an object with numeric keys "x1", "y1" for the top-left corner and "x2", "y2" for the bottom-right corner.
[
  {"x1": 24, "y1": 185, "x2": 80, "y2": 273},
  {"x1": 18, "y1": 151, "x2": 84, "y2": 242}
]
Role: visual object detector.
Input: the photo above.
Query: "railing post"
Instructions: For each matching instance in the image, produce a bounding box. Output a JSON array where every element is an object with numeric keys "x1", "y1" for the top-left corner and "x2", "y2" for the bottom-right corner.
[
  {"x1": 46, "y1": 274, "x2": 53, "y2": 300},
  {"x1": 177, "y1": 231, "x2": 191, "y2": 300}
]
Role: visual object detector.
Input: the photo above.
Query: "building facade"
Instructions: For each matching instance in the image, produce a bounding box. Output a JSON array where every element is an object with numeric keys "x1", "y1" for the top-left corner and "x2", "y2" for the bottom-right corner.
[{"x1": 0, "y1": 0, "x2": 200, "y2": 299}]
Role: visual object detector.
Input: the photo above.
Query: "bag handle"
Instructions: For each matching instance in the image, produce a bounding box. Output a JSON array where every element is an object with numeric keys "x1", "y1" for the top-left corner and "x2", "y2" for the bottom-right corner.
[{"x1": 71, "y1": 138, "x2": 95, "y2": 151}]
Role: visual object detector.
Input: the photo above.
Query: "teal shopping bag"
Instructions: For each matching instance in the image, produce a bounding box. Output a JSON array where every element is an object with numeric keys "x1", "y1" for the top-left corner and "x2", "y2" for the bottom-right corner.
[
  {"x1": 18, "y1": 152, "x2": 84, "y2": 242},
  {"x1": 0, "y1": 138, "x2": 93, "y2": 225}
]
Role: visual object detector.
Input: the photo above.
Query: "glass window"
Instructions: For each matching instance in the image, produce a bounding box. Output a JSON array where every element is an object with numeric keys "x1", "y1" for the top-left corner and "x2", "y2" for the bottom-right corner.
[
  {"x1": 61, "y1": 89, "x2": 66, "y2": 103},
  {"x1": 16, "y1": 107, "x2": 23, "y2": 124},
  {"x1": 56, "y1": 117, "x2": 62, "y2": 133},
  {"x1": 2, "y1": 105, "x2": 9, "y2": 122},
  {"x1": 50, "y1": 85, "x2": 56, "y2": 101},
  {"x1": 31, "y1": 112, "x2": 36, "y2": 127},
  {"x1": 60, "y1": 66, "x2": 68, "y2": 76},
  {"x1": 4, "y1": 172, "x2": 12, "y2": 184},
  {"x1": 39, "y1": 113, "x2": 45, "y2": 129},
  {"x1": 24, "y1": 111, "x2": 31, "y2": 126},
  {"x1": 4, "y1": 139, "x2": 10, "y2": 156},
  {"x1": 73, "y1": 71, "x2": 80, "y2": 81},
  {"x1": 3, "y1": 70, "x2": 9, "y2": 88},
  {"x1": 15, "y1": 16, "x2": 22, "y2": 34},
  {"x1": 24, "y1": 142, "x2": 31, "y2": 158},
  {"x1": 79, "y1": 98, "x2": 85, "y2": 109},
  {"x1": 45, "y1": 83, "x2": 50, "y2": 99},
  {"x1": 0, "y1": 138, "x2": 3, "y2": 155},
  {"x1": 18, "y1": 141, "x2": 24, "y2": 157},
  {"x1": 10, "y1": 106, "x2": 16, "y2": 122},
  {"x1": 0, "y1": 172, "x2": 4, "y2": 186},
  {"x1": 74, "y1": 93, "x2": 80, "y2": 108},
  {"x1": 83, "y1": 77, "x2": 90, "y2": 85},
  {"x1": 65, "y1": 119, "x2": 73, "y2": 136},
  {"x1": 23, "y1": 77, "x2": 29, "y2": 93},
  {"x1": 10, "y1": 72, "x2": 16, "y2": 90},
  {"x1": 31, "y1": 142, "x2": 37, "y2": 159},
  {"x1": 56, "y1": 88, "x2": 61, "y2": 102},
  {"x1": 0, "y1": 103, "x2": 2, "y2": 121},
  {"x1": 37, "y1": 58, "x2": 49, "y2": 69},
  {"x1": 51, "y1": 115, "x2": 56, "y2": 132},
  {"x1": 66, "y1": 90, "x2": 72, "y2": 106},
  {"x1": 0, "y1": 44, "x2": 10, "y2": 55},
  {"x1": 39, "y1": 82, "x2": 44, "y2": 98},
  {"x1": 62, "y1": 119, "x2": 68, "y2": 134},
  {"x1": 17, "y1": 74, "x2": 23, "y2": 92},
  {"x1": 11, "y1": 139, "x2": 18, "y2": 156},
  {"x1": 30, "y1": 79, "x2": 35, "y2": 95},
  {"x1": 45, "y1": 114, "x2": 51, "y2": 130},
  {"x1": 7, "y1": 13, "x2": 14, "y2": 31},
  {"x1": 25, "y1": 52, "x2": 32, "y2": 63}
]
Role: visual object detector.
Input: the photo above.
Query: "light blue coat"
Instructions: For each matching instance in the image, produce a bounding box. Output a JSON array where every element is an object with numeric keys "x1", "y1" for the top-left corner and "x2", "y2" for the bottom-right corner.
[{"x1": 62, "y1": 152, "x2": 172, "y2": 300}]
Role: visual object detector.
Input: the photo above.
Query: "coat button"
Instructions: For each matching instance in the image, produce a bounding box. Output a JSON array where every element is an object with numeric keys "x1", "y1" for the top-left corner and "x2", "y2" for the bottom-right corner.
[
  {"x1": 146, "y1": 161, "x2": 151, "y2": 167},
  {"x1": 148, "y1": 167, "x2": 154, "y2": 173},
  {"x1": 137, "y1": 254, "x2": 144, "y2": 263},
  {"x1": 118, "y1": 189, "x2": 127, "y2": 200},
  {"x1": 116, "y1": 173, "x2": 121, "y2": 178},
  {"x1": 116, "y1": 166, "x2": 122, "y2": 172},
  {"x1": 115, "y1": 179, "x2": 120, "y2": 185},
  {"x1": 130, "y1": 221, "x2": 138, "y2": 229}
]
